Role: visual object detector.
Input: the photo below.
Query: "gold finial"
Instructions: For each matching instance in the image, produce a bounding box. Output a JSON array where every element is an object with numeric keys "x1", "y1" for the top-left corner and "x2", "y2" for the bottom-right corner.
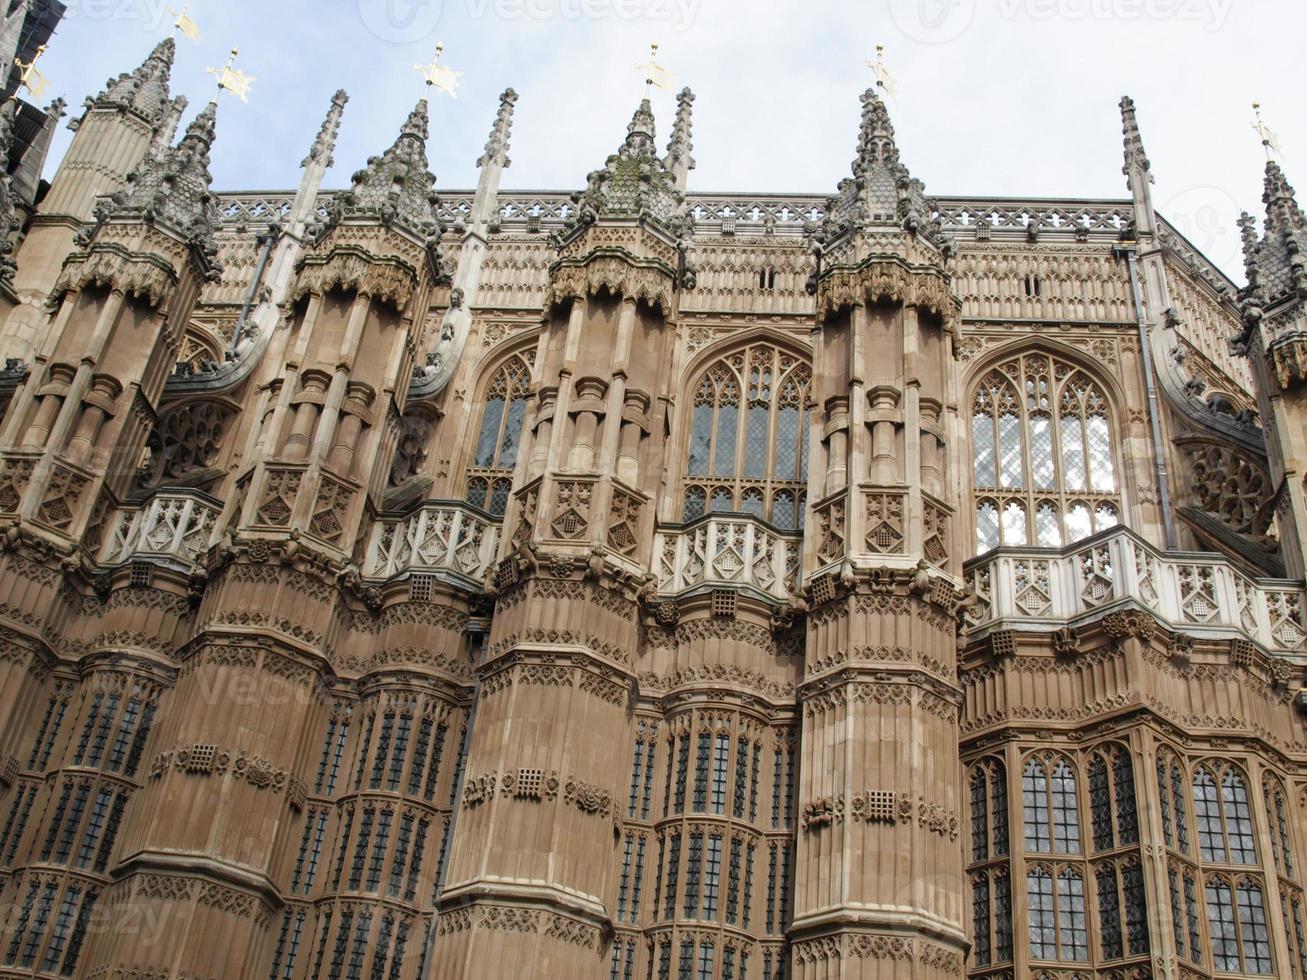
[
  {"x1": 414, "y1": 43, "x2": 462, "y2": 100},
  {"x1": 206, "y1": 48, "x2": 255, "y2": 103},
  {"x1": 166, "y1": 2, "x2": 201, "y2": 42},
  {"x1": 14, "y1": 44, "x2": 48, "y2": 101},
  {"x1": 635, "y1": 43, "x2": 670, "y2": 95},
  {"x1": 866, "y1": 44, "x2": 898, "y2": 100},
  {"x1": 1252, "y1": 102, "x2": 1282, "y2": 160}
]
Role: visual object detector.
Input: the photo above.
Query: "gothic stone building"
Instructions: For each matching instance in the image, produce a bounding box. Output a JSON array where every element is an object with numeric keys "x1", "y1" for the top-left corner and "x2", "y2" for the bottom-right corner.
[{"x1": 0, "y1": 32, "x2": 1300, "y2": 980}]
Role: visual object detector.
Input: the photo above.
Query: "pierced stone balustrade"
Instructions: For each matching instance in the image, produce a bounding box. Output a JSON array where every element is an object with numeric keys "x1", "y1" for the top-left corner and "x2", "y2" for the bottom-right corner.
[
  {"x1": 363, "y1": 500, "x2": 500, "y2": 588},
  {"x1": 964, "y1": 525, "x2": 1307, "y2": 656},
  {"x1": 655, "y1": 513, "x2": 802, "y2": 602},
  {"x1": 100, "y1": 490, "x2": 221, "y2": 570}
]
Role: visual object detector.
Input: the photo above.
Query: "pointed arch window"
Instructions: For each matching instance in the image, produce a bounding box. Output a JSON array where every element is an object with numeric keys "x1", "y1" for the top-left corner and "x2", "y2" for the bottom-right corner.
[
  {"x1": 683, "y1": 344, "x2": 810, "y2": 530},
  {"x1": 1087, "y1": 746, "x2": 1139, "y2": 852},
  {"x1": 465, "y1": 355, "x2": 531, "y2": 518},
  {"x1": 968, "y1": 757, "x2": 1009, "y2": 863},
  {"x1": 1193, "y1": 764, "x2": 1257, "y2": 865},
  {"x1": 971, "y1": 352, "x2": 1120, "y2": 552},
  {"x1": 1206, "y1": 874, "x2": 1274, "y2": 973},
  {"x1": 1023, "y1": 754, "x2": 1081, "y2": 855}
]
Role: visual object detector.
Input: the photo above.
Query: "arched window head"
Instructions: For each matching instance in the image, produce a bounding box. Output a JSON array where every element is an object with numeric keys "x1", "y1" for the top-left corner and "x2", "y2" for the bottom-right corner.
[
  {"x1": 682, "y1": 344, "x2": 810, "y2": 530},
  {"x1": 465, "y1": 354, "x2": 531, "y2": 518},
  {"x1": 1023, "y1": 753, "x2": 1081, "y2": 855},
  {"x1": 1206, "y1": 874, "x2": 1274, "y2": 974},
  {"x1": 968, "y1": 757, "x2": 1009, "y2": 864},
  {"x1": 1262, "y1": 775, "x2": 1297, "y2": 882},
  {"x1": 1192, "y1": 763, "x2": 1258, "y2": 867},
  {"x1": 971, "y1": 353, "x2": 1120, "y2": 553},
  {"x1": 1087, "y1": 744, "x2": 1139, "y2": 853}
]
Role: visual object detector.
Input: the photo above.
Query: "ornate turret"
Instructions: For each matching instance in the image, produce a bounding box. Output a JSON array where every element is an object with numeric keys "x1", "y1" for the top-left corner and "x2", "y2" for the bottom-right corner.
[
  {"x1": 562, "y1": 96, "x2": 688, "y2": 237},
  {"x1": 821, "y1": 87, "x2": 948, "y2": 252},
  {"x1": 325, "y1": 96, "x2": 442, "y2": 241},
  {"x1": 663, "y1": 86, "x2": 695, "y2": 192},
  {"x1": 87, "y1": 36, "x2": 177, "y2": 126},
  {"x1": 100, "y1": 100, "x2": 221, "y2": 272}
]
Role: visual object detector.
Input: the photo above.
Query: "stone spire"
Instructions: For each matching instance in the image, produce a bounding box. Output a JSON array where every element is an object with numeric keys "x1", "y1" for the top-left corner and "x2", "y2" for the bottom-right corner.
[
  {"x1": 92, "y1": 37, "x2": 177, "y2": 125},
  {"x1": 108, "y1": 100, "x2": 221, "y2": 269},
  {"x1": 327, "y1": 96, "x2": 441, "y2": 240},
  {"x1": 0, "y1": 0, "x2": 29, "y2": 91},
  {"x1": 824, "y1": 87, "x2": 945, "y2": 249},
  {"x1": 1243, "y1": 160, "x2": 1307, "y2": 306},
  {"x1": 1119, "y1": 95, "x2": 1151, "y2": 178},
  {"x1": 563, "y1": 96, "x2": 687, "y2": 236},
  {"x1": 476, "y1": 87, "x2": 516, "y2": 170},
  {"x1": 303, "y1": 88, "x2": 349, "y2": 170},
  {"x1": 146, "y1": 94, "x2": 188, "y2": 163},
  {"x1": 663, "y1": 87, "x2": 695, "y2": 192}
]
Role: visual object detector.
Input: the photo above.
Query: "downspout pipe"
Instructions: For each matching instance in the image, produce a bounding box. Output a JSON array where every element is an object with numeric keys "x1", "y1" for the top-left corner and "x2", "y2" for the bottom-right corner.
[
  {"x1": 1116, "y1": 240, "x2": 1177, "y2": 550},
  {"x1": 229, "y1": 223, "x2": 280, "y2": 356}
]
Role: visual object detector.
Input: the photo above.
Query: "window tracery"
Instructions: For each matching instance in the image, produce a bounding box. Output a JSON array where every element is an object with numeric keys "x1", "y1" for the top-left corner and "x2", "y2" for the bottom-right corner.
[
  {"x1": 682, "y1": 343, "x2": 810, "y2": 530},
  {"x1": 465, "y1": 354, "x2": 531, "y2": 518},
  {"x1": 971, "y1": 352, "x2": 1120, "y2": 552}
]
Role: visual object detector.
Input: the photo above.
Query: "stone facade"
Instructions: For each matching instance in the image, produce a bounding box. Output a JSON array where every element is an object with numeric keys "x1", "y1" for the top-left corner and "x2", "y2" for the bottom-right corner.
[{"x1": 0, "y1": 36, "x2": 1299, "y2": 980}]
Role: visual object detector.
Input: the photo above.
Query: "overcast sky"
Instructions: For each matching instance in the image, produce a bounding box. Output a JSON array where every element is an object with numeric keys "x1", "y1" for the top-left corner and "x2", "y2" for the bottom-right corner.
[{"x1": 33, "y1": 0, "x2": 1306, "y2": 280}]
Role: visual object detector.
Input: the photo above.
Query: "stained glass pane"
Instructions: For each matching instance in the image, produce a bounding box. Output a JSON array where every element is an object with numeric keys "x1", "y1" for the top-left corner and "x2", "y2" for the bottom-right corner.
[
  {"x1": 972, "y1": 875, "x2": 991, "y2": 966},
  {"x1": 1035, "y1": 503, "x2": 1062, "y2": 547},
  {"x1": 741, "y1": 489, "x2": 764, "y2": 518},
  {"x1": 688, "y1": 405, "x2": 713, "y2": 477},
  {"x1": 798, "y1": 409, "x2": 809, "y2": 482},
  {"x1": 714, "y1": 404, "x2": 738, "y2": 477},
  {"x1": 1061, "y1": 415, "x2": 1086, "y2": 491},
  {"x1": 1051, "y1": 761, "x2": 1081, "y2": 854},
  {"x1": 1095, "y1": 502, "x2": 1119, "y2": 532},
  {"x1": 1194, "y1": 770, "x2": 1226, "y2": 863},
  {"x1": 466, "y1": 478, "x2": 488, "y2": 511},
  {"x1": 1097, "y1": 866, "x2": 1122, "y2": 959},
  {"x1": 1066, "y1": 503, "x2": 1092, "y2": 543},
  {"x1": 998, "y1": 414, "x2": 1024, "y2": 489},
  {"x1": 1238, "y1": 881, "x2": 1273, "y2": 973},
  {"x1": 1206, "y1": 879, "x2": 1239, "y2": 971},
  {"x1": 709, "y1": 488, "x2": 732, "y2": 513},
  {"x1": 1087, "y1": 414, "x2": 1115, "y2": 491},
  {"x1": 775, "y1": 406, "x2": 799, "y2": 480},
  {"x1": 488, "y1": 479, "x2": 512, "y2": 518},
  {"x1": 745, "y1": 404, "x2": 768, "y2": 478},
  {"x1": 1058, "y1": 870, "x2": 1088, "y2": 960},
  {"x1": 771, "y1": 491, "x2": 795, "y2": 530},
  {"x1": 976, "y1": 502, "x2": 999, "y2": 552},
  {"x1": 1002, "y1": 501, "x2": 1027, "y2": 546},
  {"x1": 1023, "y1": 761, "x2": 1050, "y2": 853},
  {"x1": 474, "y1": 398, "x2": 504, "y2": 468},
  {"x1": 1222, "y1": 773, "x2": 1257, "y2": 865},
  {"x1": 1028, "y1": 868, "x2": 1055, "y2": 959},
  {"x1": 973, "y1": 414, "x2": 996, "y2": 488},
  {"x1": 683, "y1": 487, "x2": 705, "y2": 521},
  {"x1": 1089, "y1": 756, "x2": 1113, "y2": 851},
  {"x1": 1030, "y1": 415, "x2": 1055, "y2": 489},
  {"x1": 498, "y1": 398, "x2": 527, "y2": 469}
]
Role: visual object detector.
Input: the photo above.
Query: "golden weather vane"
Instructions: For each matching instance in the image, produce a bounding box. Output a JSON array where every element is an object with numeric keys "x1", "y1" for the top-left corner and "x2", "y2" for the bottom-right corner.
[
  {"x1": 867, "y1": 44, "x2": 898, "y2": 100},
  {"x1": 14, "y1": 44, "x2": 48, "y2": 101},
  {"x1": 1252, "y1": 102, "x2": 1282, "y2": 160},
  {"x1": 166, "y1": 3, "x2": 201, "y2": 43},
  {"x1": 635, "y1": 43, "x2": 670, "y2": 95},
  {"x1": 414, "y1": 43, "x2": 462, "y2": 100},
  {"x1": 206, "y1": 47, "x2": 255, "y2": 103}
]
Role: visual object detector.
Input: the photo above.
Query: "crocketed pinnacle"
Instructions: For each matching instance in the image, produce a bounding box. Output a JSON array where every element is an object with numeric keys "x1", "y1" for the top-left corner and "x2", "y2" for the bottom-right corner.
[
  {"x1": 1242, "y1": 160, "x2": 1307, "y2": 306},
  {"x1": 328, "y1": 97, "x2": 442, "y2": 240},
  {"x1": 663, "y1": 87, "x2": 695, "y2": 191},
  {"x1": 477, "y1": 88, "x2": 516, "y2": 170},
  {"x1": 95, "y1": 37, "x2": 176, "y2": 125},
  {"x1": 563, "y1": 96, "x2": 687, "y2": 236},
  {"x1": 107, "y1": 99, "x2": 221, "y2": 269},
  {"x1": 1119, "y1": 95, "x2": 1151, "y2": 177},
  {"x1": 303, "y1": 89, "x2": 349, "y2": 169},
  {"x1": 824, "y1": 87, "x2": 945, "y2": 250}
]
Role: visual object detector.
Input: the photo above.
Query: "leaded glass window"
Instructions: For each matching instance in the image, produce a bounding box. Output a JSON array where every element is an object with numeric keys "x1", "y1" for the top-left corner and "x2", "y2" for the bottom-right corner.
[
  {"x1": 1194, "y1": 764, "x2": 1258, "y2": 866},
  {"x1": 1024, "y1": 755, "x2": 1081, "y2": 854},
  {"x1": 968, "y1": 757, "x2": 1008, "y2": 863},
  {"x1": 1265, "y1": 776, "x2": 1297, "y2": 881},
  {"x1": 972, "y1": 353, "x2": 1120, "y2": 552},
  {"x1": 682, "y1": 344, "x2": 810, "y2": 529},
  {"x1": 972, "y1": 873, "x2": 992, "y2": 966},
  {"x1": 465, "y1": 354, "x2": 531, "y2": 518},
  {"x1": 1206, "y1": 875, "x2": 1274, "y2": 974}
]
